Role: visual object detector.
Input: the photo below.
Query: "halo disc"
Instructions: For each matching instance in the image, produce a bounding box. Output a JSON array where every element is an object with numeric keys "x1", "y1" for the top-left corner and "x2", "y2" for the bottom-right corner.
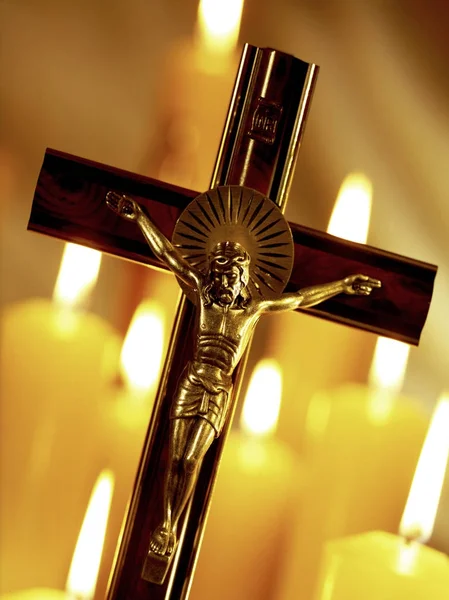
[{"x1": 172, "y1": 186, "x2": 294, "y2": 301}]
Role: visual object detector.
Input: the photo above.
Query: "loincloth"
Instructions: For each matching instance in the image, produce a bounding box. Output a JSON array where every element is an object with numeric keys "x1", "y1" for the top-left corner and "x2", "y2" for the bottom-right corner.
[{"x1": 171, "y1": 362, "x2": 233, "y2": 437}]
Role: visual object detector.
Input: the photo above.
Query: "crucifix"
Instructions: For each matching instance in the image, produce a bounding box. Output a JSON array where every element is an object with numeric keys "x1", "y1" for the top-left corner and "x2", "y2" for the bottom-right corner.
[{"x1": 28, "y1": 45, "x2": 436, "y2": 600}]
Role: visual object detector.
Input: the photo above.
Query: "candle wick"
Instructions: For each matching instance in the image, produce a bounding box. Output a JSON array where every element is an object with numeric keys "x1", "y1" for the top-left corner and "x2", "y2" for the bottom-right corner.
[{"x1": 401, "y1": 526, "x2": 423, "y2": 545}]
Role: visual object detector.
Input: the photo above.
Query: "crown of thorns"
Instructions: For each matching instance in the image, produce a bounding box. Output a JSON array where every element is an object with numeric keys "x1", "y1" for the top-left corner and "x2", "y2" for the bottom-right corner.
[{"x1": 209, "y1": 241, "x2": 250, "y2": 269}]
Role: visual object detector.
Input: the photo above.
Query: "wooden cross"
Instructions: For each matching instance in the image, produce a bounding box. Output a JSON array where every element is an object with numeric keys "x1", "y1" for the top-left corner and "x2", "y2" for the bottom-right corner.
[{"x1": 28, "y1": 45, "x2": 436, "y2": 600}]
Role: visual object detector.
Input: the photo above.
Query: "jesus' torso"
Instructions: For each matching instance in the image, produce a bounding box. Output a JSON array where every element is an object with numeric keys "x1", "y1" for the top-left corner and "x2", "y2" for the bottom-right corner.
[{"x1": 193, "y1": 298, "x2": 261, "y2": 377}]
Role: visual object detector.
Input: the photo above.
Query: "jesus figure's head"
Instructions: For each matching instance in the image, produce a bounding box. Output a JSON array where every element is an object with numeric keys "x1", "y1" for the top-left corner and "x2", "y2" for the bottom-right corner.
[{"x1": 204, "y1": 241, "x2": 251, "y2": 307}]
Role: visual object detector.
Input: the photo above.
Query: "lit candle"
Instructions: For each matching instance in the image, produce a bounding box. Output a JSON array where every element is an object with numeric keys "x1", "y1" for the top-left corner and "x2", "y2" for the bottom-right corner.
[
  {"x1": 149, "y1": 0, "x2": 244, "y2": 190},
  {"x1": 314, "y1": 393, "x2": 449, "y2": 599},
  {"x1": 1, "y1": 469, "x2": 114, "y2": 599},
  {"x1": 274, "y1": 174, "x2": 377, "y2": 452},
  {"x1": 0, "y1": 244, "x2": 120, "y2": 593},
  {"x1": 276, "y1": 336, "x2": 429, "y2": 600},
  {"x1": 191, "y1": 359, "x2": 299, "y2": 600},
  {"x1": 275, "y1": 175, "x2": 429, "y2": 599},
  {"x1": 94, "y1": 300, "x2": 165, "y2": 599},
  {"x1": 127, "y1": 0, "x2": 244, "y2": 348}
]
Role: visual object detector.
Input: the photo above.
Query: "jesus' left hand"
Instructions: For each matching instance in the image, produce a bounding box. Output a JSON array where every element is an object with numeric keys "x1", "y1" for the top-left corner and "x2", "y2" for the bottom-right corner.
[{"x1": 343, "y1": 274, "x2": 382, "y2": 296}]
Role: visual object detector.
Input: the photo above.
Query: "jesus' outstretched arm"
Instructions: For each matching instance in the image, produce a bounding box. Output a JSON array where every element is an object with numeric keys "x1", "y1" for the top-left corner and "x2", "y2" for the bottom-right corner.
[
  {"x1": 106, "y1": 192, "x2": 202, "y2": 290},
  {"x1": 259, "y1": 274, "x2": 381, "y2": 313}
]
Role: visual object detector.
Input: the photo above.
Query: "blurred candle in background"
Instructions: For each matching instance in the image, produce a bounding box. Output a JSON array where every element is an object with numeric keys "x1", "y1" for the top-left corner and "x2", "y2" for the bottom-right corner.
[
  {"x1": 274, "y1": 173, "x2": 377, "y2": 454},
  {"x1": 146, "y1": 0, "x2": 243, "y2": 190},
  {"x1": 126, "y1": 0, "x2": 244, "y2": 335},
  {"x1": 314, "y1": 393, "x2": 449, "y2": 600},
  {"x1": 276, "y1": 333, "x2": 429, "y2": 600},
  {"x1": 191, "y1": 359, "x2": 299, "y2": 600},
  {"x1": 95, "y1": 300, "x2": 166, "y2": 599},
  {"x1": 399, "y1": 393, "x2": 449, "y2": 544},
  {"x1": 0, "y1": 243, "x2": 121, "y2": 593},
  {"x1": 1, "y1": 469, "x2": 115, "y2": 600},
  {"x1": 275, "y1": 174, "x2": 430, "y2": 600}
]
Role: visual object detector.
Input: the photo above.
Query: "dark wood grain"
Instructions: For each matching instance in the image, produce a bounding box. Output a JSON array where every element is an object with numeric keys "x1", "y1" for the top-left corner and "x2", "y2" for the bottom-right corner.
[
  {"x1": 29, "y1": 149, "x2": 436, "y2": 345},
  {"x1": 287, "y1": 224, "x2": 436, "y2": 345},
  {"x1": 29, "y1": 148, "x2": 197, "y2": 269}
]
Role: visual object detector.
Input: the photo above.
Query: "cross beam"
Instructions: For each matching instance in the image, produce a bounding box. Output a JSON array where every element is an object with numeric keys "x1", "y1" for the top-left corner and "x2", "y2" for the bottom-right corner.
[{"x1": 30, "y1": 148, "x2": 436, "y2": 345}]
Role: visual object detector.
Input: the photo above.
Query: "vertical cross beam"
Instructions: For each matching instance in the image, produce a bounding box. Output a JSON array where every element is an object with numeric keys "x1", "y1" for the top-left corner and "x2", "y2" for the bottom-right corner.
[{"x1": 106, "y1": 45, "x2": 318, "y2": 599}]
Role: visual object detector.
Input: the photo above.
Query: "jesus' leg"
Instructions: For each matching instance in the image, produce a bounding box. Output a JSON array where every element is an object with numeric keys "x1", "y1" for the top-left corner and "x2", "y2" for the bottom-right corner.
[
  {"x1": 169, "y1": 417, "x2": 216, "y2": 547},
  {"x1": 149, "y1": 418, "x2": 193, "y2": 555}
]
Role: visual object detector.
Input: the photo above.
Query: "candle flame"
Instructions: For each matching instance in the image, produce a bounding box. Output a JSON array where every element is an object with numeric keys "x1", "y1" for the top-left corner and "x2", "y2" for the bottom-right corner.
[
  {"x1": 197, "y1": 0, "x2": 244, "y2": 56},
  {"x1": 66, "y1": 469, "x2": 115, "y2": 598},
  {"x1": 53, "y1": 243, "x2": 102, "y2": 308},
  {"x1": 369, "y1": 337, "x2": 410, "y2": 392},
  {"x1": 120, "y1": 300, "x2": 165, "y2": 395},
  {"x1": 241, "y1": 359, "x2": 282, "y2": 437},
  {"x1": 327, "y1": 173, "x2": 372, "y2": 243},
  {"x1": 399, "y1": 393, "x2": 449, "y2": 543},
  {"x1": 367, "y1": 337, "x2": 410, "y2": 423}
]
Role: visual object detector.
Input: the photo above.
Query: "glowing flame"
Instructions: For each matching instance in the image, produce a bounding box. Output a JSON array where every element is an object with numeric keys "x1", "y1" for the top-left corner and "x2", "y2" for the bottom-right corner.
[
  {"x1": 241, "y1": 359, "x2": 282, "y2": 437},
  {"x1": 369, "y1": 337, "x2": 410, "y2": 392},
  {"x1": 197, "y1": 0, "x2": 244, "y2": 56},
  {"x1": 66, "y1": 470, "x2": 115, "y2": 599},
  {"x1": 327, "y1": 173, "x2": 372, "y2": 243},
  {"x1": 399, "y1": 393, "x2": 449, "y2": 543},
  {"x1": 367, "y1": 337, "x2": 410, "y2": 423},
  {"x1": 120, "y1": 300, "x2": 165, "y2": 395},
  {"x1": 53, "y1": 243, "x2": 102, "y2": 308}
]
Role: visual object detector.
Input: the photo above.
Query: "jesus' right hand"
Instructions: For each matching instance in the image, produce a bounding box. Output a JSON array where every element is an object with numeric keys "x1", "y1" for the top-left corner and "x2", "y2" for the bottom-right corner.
[{"x1": 106, "y1": 191, "x2": 141, "y2": 221}]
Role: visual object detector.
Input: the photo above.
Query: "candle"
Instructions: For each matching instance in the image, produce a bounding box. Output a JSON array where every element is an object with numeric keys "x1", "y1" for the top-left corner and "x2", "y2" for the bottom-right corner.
[
  {"x1": 275, "y1": 174, "x2": 429, "y2": 600},
  {"x1": 94, "y1": 300, "x2": 165, "y2": 599},
  {"x1": 276, "y1": 337, "x2": 429, "y2": 600},
  {"x1": 124, "y1": 0, "x2": 244, "y2": 342},
  {"x1": 124, "y1": 0, "x2": 244, "y2": 330},
  {"x1": 314, "y1": 393, "x2": 449, "y2": 599},
  {"x1": 1, "y1": 469, "x2": 114, "y2": 599},
  {"x1": 148, "y1": 0, "x2": 243, "y2": 191},
  {"x1": 274, "y1": 174, "x2": 376, "y2": 453},
  {"x1": 0, "y1": 244, "x2": 120, "y2": 593},
  {"x1": 191, "y1": 359, "x2": 299, "y2": 600}
]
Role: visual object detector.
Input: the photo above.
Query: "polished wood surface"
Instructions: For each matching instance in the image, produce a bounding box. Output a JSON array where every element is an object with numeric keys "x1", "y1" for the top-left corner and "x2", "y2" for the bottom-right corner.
[{"x1": 30, "y1": 149, "x2": 436, "y2": 346}]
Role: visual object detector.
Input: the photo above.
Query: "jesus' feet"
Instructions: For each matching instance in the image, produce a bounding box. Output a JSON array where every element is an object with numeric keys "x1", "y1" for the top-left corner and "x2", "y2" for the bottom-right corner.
[
  {"x1": 149, "y1": 524, "x2": 171, "y2": 555},
  {"x1": 167, "y1": 530, "x2": 177, "y2": 555}
]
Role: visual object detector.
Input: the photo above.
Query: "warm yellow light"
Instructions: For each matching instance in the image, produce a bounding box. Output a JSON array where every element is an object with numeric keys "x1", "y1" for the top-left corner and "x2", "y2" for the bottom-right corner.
[
  {"x1": 241, "y1": 359, "x2": 282, "y2": 437},
  {"x1": 327, "y1": 173, "x2": 372, "y2": 243},
  {"x1": 367, "y1": 337, "x2": 410, "y2": 424},
  {"x1": 369, "y1": 337, "x2": 410, "y2": 392},
  {"x1": 399, "y1": 393, "x2": 449, "y2": 543},
  {"x1": 197, "y1": 0, "x2": 244, "y2": 55},
  {"x1": 53, "y1": 242, "x2": 102, "y2": 308},
  {"x1": 66, "y1": 469, "x2": 115, "y2": 599},
  {"x1": 120, "y1": 300, "x2": 165, "y2": 395}
]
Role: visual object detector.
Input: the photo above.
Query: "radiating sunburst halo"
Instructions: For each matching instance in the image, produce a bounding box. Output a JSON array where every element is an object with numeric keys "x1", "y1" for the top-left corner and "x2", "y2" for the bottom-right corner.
[{"x1": 172, "y1": 186, "x2": 294, "y2": 301}]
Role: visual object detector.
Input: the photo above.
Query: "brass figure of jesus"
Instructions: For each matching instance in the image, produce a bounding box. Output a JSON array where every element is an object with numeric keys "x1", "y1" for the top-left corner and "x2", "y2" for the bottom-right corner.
[{"x1": 106, "y1": 185, "x2": 381, "y2": 568}]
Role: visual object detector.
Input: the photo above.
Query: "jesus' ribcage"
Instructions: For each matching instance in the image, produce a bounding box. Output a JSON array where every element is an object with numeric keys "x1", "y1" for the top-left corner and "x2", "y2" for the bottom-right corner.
[{"x1": 195, "y1": 334, "x2": 239, "y2": 374}]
